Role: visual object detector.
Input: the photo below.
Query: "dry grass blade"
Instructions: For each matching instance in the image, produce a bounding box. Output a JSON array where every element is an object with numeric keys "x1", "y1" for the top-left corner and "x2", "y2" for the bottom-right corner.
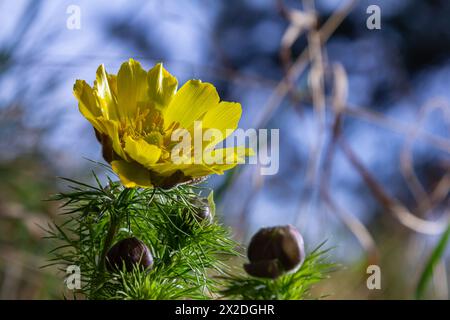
[
  {"x1": 339, "y1": 138, "x2": 449, "y2": 235},
  {"x1": 400, "y1": 99, "x2": 450, "y2": 215},
  {"x1": 318, "y1": 62, "x2": 378, "y2": 263},
  {"x1": 278, "y1": 0, "x2": 316, "y2": 71},
  {"x1": 331, "y1": 63, "x2": 348, "y2": 114},
  {"x1": 256, "y1": 0, "x2": 358, "y2": 129},
  {"x1": 343, "y1": 104, "x2": 450, "y2": 153}
]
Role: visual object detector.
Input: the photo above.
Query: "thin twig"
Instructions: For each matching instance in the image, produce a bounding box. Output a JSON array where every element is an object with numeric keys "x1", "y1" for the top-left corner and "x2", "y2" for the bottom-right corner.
[
  {"x1": 339, "y1": 137, "x2": 448, "y2": 235},
  {"x1": 255, "y1": 0, "x2": 358, "y2": 129}
]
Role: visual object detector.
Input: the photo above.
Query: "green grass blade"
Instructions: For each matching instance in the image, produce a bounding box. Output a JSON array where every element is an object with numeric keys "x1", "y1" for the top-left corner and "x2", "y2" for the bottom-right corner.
[{"x1": 415, "y1": 223, "x2": 450, "y2": 299}]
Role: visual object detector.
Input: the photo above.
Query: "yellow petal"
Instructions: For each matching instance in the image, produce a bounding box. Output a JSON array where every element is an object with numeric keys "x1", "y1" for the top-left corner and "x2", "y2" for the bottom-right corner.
[
  {"x1": 210, "y1": 163, "x2": 238, "y2": 174},
  {"x1": 106, "y1": 73, "x2": 118, "y2": 97},
  {"x1": 204, "y1": 146, "x2": 254, "y2": 166},
  {"x1": 202, "y1": 101, "x2": 242, "y2": 148},
  {"x1": 147, "y1": 162, "x2": 218, "y2": 177},
  {"x1": 117, "y1": 58, "x2": 148, "y2": 119},
  {"x1": 73, "y1": 80, "x2": 102, "y2": 129},
  {"x1": 163, "y1": 80, "x2": 219, "y2": 130},
  {"x1": 93, "y1": 118, "x2": 127, "y2": 160},
  {"x1": 111, "y1": 160, "x2": 152, "y2": 188},
  {"x1": 180, "y1": 164, "x2": 219, "y2": 176},
  {"x1": 93, "y1": 64, "x2": 118, "y2": 120},
  {"x1": 147, "y1": 63, "x2": 178, "y2": 108},
  {"x1": 124, "y1": 136, "x2": 162, "y2": 168}
]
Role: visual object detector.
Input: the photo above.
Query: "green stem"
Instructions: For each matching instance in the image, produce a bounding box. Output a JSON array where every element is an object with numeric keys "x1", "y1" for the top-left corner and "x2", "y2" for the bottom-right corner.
[
  {"x1": 98, "y1": 187, "x2": 134, "y2": 273},
  {"x1": 91, "y1": 213, "x2": 120, "y2": 297},
  {"x1": 99, "y1": 216, "x2": 119, "y2": 273}
]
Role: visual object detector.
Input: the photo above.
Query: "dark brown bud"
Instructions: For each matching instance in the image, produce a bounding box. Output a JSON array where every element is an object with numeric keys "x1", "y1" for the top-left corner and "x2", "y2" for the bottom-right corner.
[
  {"x1": 191, "y1": 197, "x2": 212, "y2": 224},
  {"x1": 106, "y1": 237, "x2": 153, "y2": 272},
  {"x1": 243, "y1": 259, "x2": 283, "y2": 279},
  {"x1": 244, "y1": 225, "x2": 305, "y2": 279},
  {"x1": 181, "y1": 196, "x2": 213, "y2": 224}
]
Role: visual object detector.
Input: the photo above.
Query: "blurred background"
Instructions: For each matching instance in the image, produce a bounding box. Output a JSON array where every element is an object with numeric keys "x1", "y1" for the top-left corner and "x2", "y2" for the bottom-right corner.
[{"x1": 0, "y1": 0, "x2": 449, "y2": 299}]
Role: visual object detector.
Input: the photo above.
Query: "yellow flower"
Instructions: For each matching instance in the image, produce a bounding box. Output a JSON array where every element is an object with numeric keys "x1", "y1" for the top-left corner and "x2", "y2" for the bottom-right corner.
[{"x1": 73, "y1": 59, "x2": 252, "y2": 189}]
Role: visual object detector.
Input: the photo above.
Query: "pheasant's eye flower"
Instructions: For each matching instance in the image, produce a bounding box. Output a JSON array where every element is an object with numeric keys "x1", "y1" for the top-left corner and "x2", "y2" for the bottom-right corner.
[{"x1": 74, "y1": 59, "x2": 252, "y2": 188}]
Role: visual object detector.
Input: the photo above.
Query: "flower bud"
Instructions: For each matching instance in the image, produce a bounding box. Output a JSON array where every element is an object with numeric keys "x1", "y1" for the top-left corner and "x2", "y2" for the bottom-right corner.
[
  {"x1": 182, "y1": 197, "x2": 213, "y2": 224},
  {"x1": 106, "y1": 237, "x2": 153, "y2": 272},
  {"x1": 191, "y1": 197, "x2": 212, "y2": 224},
  {"x1": 244, "y1": 225, "x2": 305, "y2": 279}
]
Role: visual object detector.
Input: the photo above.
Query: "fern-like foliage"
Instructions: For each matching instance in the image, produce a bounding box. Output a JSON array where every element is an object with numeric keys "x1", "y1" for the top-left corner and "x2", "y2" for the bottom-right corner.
[
  {"x1": 219, "y1": 243, "x2": 335, "y2": 300},
  {"x1": 44, "y1": 175, "x2": 239, "y2": 300},
  {"x1": 44, "y1": 173, "x2": 334, "y2": 300}
]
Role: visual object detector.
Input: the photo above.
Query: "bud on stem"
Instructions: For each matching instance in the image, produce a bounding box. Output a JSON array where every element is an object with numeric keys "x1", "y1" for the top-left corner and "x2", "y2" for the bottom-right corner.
[
  {"x1": 106, "y1": 237, "x2": 153, "y2": 272},
  {"x1": 244, "y1": 225, "x2": 305, "y2": 279}
]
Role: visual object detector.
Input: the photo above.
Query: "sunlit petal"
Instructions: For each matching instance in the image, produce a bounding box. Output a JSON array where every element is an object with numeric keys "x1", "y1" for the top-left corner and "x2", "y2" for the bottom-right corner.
[
  {"x1": 94, "y1": 64, "x2": 118, "y2": 120},
  {"x1": 163, "y1": 80, "x2": 219, "y2": 130},
  {"x1": 202, "y1": 101, "x2": 242, "y2": 148},
  {"x1": 117, "y1": 58, "x2": 148, "y2": 119},
  {"x1": 124, "y1": 136, "x2": 162, "y2": 168},
  {"x1": 111, "y1": 160, "x2": 152, "y2": 188},
  {"x1": 147, "y1": 63, "x2": 178, "y2": 108}
]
